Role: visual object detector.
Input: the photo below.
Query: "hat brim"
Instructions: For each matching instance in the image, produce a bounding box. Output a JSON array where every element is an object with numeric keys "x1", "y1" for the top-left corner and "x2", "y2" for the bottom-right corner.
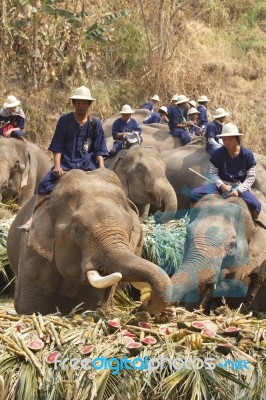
[
  {"x1": 120, "y1": 110, "x2": 135, "y2": 114},
  {"x1": 197, "y1": 99, "x2": 210, "y2": 102},
  {"x1": 69, "y1": 95, "x2": 96, "y2": 100},
  {"x1": 4, "y1": 101, "x2": 20, "y2": 107},
  {"x1": 217, "y1": 133, "x2": 243, "y2": 137},
  {"x1": 214, "y1": 113, "x2": 230, "y2": 118},
  {"x1": 176, "y1": 99, "x2": 190, "y2": 104}
]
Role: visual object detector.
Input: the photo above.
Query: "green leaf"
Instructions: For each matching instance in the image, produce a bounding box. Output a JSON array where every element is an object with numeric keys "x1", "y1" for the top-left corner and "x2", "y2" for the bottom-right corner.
[
  {"x1": 54, "y1": 8, "x2": 75, "y2": 19},
  {"x1": 102, "y1": 11, "x2": 128, "y2": 25},
  {"x1": 12, "y1": 20, "x2": 31, "y2": 28},
  {"x1": 40, "y1": 4, "x2": 55, "y2": 15}
]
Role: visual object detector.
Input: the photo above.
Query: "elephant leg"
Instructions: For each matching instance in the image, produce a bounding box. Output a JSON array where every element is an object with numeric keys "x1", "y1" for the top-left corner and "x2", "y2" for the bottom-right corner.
[
  {"x1": 15, "y1": 276, "x2": 58, "y2": 314},
  {"x1": 199, "y1": 283, "x2": 213, "y2": 315},
  {"x1": 244, "y1": 272, "x2": 265, "y2": 310}
]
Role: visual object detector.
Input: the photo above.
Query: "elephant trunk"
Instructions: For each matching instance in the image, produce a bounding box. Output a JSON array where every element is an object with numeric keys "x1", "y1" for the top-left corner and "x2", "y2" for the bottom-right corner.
[
  {"x1": 150, "y1": 178, "x2": 177, "y2": 223},
  {"x1": 171, "y1": 252, "x2": 222, "y2": 303},
  {"x1": 85, "y1": 249, "x2": 172, "y2": 315}
]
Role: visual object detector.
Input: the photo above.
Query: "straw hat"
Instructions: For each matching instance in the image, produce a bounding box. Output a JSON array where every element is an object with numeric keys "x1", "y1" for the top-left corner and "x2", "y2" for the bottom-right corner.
[
  {"x1": 217, "y1": 123, "x2": 243, "y2": 137},
  {"x1": 69, "y1": 86, "x2": 96, "y2": 101},
  {"x1": 4, "y1": 95, "x2": 20, "y2": 108},
  {"x1": 213, "y1": 107, "x2": 230, "y2": 119},
  {"x1": 176, "y1": 95, "x2": 190, "y2": 104},
  {"x1": 151, "y1": 95, "x2": 160, "y2": 101},
  {"x1": 158, "y1": 106, "x2": 168, "y2": 114},
  {"x1": 187, "y1": 107, "x2": 200, "y2": 115},
  {"x1": 120, "y1": 104, "x2": 135, "y2": 114},
  {"x1": 188, "y1": 100, "x2": 197, "y2": 108},
  {"x1": 171, "y1": 94, "x2": 179, "y2": 101},
  {"x1": 197, "y1": 95, "x2": 210, "y2": 103}
]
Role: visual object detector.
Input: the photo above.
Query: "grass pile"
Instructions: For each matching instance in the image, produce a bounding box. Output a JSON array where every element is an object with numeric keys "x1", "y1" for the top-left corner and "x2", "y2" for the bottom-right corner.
[
  {"x1": 1, "y1": 291, "x2": 266, "y2": 399},
  {"x1": 141, "y1": 215, "x2": 189, "y2": 275}
]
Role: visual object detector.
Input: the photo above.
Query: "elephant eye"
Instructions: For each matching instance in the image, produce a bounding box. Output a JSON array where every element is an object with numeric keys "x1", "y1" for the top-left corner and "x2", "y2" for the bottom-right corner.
[{"x1": 227, "y1": 240, "x2": 237, "y2": 255}]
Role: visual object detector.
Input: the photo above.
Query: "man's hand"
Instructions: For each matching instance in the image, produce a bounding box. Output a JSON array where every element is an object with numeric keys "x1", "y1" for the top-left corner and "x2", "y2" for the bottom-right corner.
[
  {"x1": 4, "y1": 129, "x2": 13, "y2": 137},
  {"x1": 52, "y1": 166, "x2": 64, "y2": 177},
  {"x1": 227, "y1": 189, "x2": 239, "y2": 197},
  {"x1": 220, "y1": 183, "x2": 232, "y2": 194}
]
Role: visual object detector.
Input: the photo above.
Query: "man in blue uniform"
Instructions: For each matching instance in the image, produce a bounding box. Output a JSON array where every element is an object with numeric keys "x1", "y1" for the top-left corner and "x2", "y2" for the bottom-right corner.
[
  {"x1": 143, "y1": 106, "x2": 168, "y2": 124},
  {"x1": 19, "y1": 86, "x2": 108, "y2": 231},
  {"x1": 139, "y1": 95, "x2": 160, "y2": 111},
  {"x1": 0, "y1": 95, "x2": 25, "y2": 138},
  {"x1": 190, "y1": 123, "x2": 261, "y2": 219},
  {"x1": 187, "y1": 107, "x2": 202, "y2": 137},
  {"x1": 197, "y1": 95, "x2": 210, "y2": 131},
  {"x1": 205, "y1": 108, "x2": 229, "y2": 155},
  {"x1": 108, "y1": 104, "x2": 142, "y2": 157},
  {"x1": 168, "y1": 95, "x2": 191, "y2": 145}
]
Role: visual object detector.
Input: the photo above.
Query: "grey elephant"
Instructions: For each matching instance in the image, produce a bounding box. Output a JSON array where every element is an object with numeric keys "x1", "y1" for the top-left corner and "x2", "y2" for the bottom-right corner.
[
  {"x1": 0, "y1": 137, "x2": 52, "y2": 204},
  {"x1": 7, "y1": 168, "x2": 172, "y2": 315},
  {"x1": 171, "y1": 194, "x2": 266, "y2": 312},
  {"x1": 105, "y1": 145, "x2": 177, "y2": 221},
  {"x1": 162, "y1": 145, "x2": 266, "y2": 210}
]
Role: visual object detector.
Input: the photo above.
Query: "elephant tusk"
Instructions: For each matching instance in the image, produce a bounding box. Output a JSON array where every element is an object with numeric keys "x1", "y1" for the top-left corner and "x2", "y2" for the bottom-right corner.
[
  {"x1": 130, "y1": 282, "x2": 152, "y2": 291},
  {"x1": 87, "y1": 270, "x2": 122, "y2": 289},
  {"x1": 140, "y1": 292, "x2": 152, "y2": 303}
]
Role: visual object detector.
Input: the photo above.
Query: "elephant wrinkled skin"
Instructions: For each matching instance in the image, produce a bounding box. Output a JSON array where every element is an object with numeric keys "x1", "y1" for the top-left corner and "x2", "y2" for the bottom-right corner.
[
  {"x1": 7, "y1": 169, "x2": 172, "y2": 315},
  {"x1": 171, "y1": 194, "x2": 266, "y2": 311},
  {"x1": 105, "y1": 145, "x2": 177, "y2": 222},
  {"x1": 0, "y1": 137, "x2": 52, "y2": 204}
]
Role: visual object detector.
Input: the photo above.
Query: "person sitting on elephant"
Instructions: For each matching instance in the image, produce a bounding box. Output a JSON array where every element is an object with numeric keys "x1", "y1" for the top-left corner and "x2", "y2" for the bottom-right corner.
[
  {"x1": 168, "y1": 95, "x2": 192, "y2": 145},
  {"x1": 143, "y1": 106, "x2": 169, "y2": 124},
  {"x1": 108, "y1": 104, "x2": 142, "y2": 157},
  {"x1": 197, "y1": 95, "x2": 210, "y2": 131},
  {"x1": 0, "y1": 95, "x2": 25, "y2": 138},
  {"x1": 187, "y1": 107, "x2": 203, "y2": 137},
  {"x1": 18, "y1": 86, "x2": 108, "y2": 232},
  {"x1": 205, "y1": 107, "x2": 229, "y2": 155},
  {"x1": 139, "y1": 95, "x2": 160, "y2": 111},
  {"x1": 190, "y1": 123, "x2": 261, "y2": 220}
]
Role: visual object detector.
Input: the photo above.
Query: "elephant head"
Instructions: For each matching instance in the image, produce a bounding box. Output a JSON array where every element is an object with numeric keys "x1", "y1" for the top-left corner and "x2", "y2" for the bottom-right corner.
[
  {"x1": 17, "y1": 169, "x2": 172, "y2": 315},
  {"x1": 171, "y1": 195, "x2": 256, "y2": 306},
  {"x1": 106, "y1": 145, "x2": 177, "y2": 222},
  {"x1": 0, "y1": 137, "x2": 51, "y2": 204}
]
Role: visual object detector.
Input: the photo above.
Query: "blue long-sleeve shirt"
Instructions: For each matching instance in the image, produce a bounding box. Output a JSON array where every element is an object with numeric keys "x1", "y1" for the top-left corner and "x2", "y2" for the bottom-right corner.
[
  {"x1": 197, "y1": 105, "x2": 208, "y2": 127},
  {"x1": 112, "y1": 118, "x2": 142, "y2": 140},
  {"x1": 143, "y1": 112, "x2": 161, "y2": 124},
  {"x1": 48, "y1": 112, "x2": 108, "y2": 171},
  {"x1": 139, "y1": 101, "x2": 153, "y2": 111},
  {"x1": 205, "y1": 120, "x2": 223, "y2": 152},
  {"x1": 168, "y1": 106, "x2": 186, "y2": 133}
]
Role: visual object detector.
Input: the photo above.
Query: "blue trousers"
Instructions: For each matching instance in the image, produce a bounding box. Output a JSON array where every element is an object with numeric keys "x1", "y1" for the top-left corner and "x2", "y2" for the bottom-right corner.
[
  {"x1": 190, "y1": 184, "x2": 261, "y2": 213},
  {"x1": 171, "y1": 128, "x2": 191, "y2": 145},
  {"x1": 108, "y1": 140, "x2": 123, "y2": 157}
]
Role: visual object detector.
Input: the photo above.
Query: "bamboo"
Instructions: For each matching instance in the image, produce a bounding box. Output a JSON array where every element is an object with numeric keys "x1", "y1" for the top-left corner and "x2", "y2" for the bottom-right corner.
[
  {"x1": 32, "y1": 314, "x2": 43, "y2": 339},
  {"x1": 50, "y1": 322, "x2": 61, "y2": 347},
  {"x1": 16, "y1": 334, "x2": 44, "y2": 377}
]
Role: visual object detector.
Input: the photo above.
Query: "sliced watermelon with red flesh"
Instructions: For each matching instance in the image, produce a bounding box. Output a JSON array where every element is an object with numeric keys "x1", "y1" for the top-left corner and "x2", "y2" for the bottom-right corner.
[
  {"x1": 201, "y1": 328, "x2": 216, "y2": 337},
  {"x1": 191, "y1": 321, "x2": 206, "y2": 331},
  {"x1": 141, "y1": 336, "x2": 157, "y2": 345},
  {"x1": 46, "y1": 351, "x2": 61, "y2": 364},
  {"x1": 138, "y1": 322, "x2": 152, "y2": 330},
  {"x1": 80, "y1": 344, "x2": 95, "y2": 355},
  {"x1": 126, "y1": 342, "x2": 143, "y2": 355},
  {"x1": 28, "y1": 339, "x2": 44, "y2": 351}
]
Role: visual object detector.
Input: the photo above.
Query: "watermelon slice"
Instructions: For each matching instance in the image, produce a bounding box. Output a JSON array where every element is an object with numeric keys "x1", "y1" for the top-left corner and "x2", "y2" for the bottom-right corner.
[
  {"x1": 27, "y1": 339, "x2": 44, "y2": 351},
  {"x1": 141, "y1": 336, "x2": 157, "y2": 345}
]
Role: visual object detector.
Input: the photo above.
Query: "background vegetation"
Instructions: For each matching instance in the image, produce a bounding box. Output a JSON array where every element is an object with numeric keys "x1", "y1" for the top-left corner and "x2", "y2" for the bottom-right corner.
[{"x1": 0, "y1": 0, "x2": 265, "y2": 152}]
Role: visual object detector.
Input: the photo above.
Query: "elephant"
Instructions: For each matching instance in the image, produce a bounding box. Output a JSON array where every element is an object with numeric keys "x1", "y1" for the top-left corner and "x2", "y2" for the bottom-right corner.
[
  {"x1": 105, "y1": 145, "x2": 177, "y2": 221},
  {"x1": 170, "y1": 193, "x2": 266, "y2": 312},
  {"x1": 0, "y1": 137, "x2": 52, "y2": 205},
  {"x1": 105, "y1": 125, "x2": 183, "y2": 153},
  {"x1": 161, "y1": 145, "x2": 266, "y2": 210},
  {"x1": 102, "y1": 109, "x2": 151, "y2": 137},
  {"x1": 7, "y1": 168, "x2": 172, "y2": 315}
]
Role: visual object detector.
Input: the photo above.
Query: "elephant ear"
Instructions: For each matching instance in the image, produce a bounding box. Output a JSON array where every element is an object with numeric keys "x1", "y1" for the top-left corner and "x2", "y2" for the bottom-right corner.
[{"x1": 28, "y1": 196, "x2": 54, "y2": 261}]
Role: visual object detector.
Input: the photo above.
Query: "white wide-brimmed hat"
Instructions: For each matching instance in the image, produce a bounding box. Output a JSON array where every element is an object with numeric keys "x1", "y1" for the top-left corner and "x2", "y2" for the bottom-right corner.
[
  {"x1": 217, "y1": 123, "x2": 243, "y2": 137},
  {"x1": 187, "y1": 107, "x2": 200, "y2": 115},
  {"x1": 213, "y1": 107, "x2": 229, "y2": 119},
  {"x1": 151, "y1": 95, "x2": 160, "y2": 101},
  {"x1": 69, "y1": 86, "x2": 96, "y2": 101},
  {"x1": 159, "y1": 106, "x2": 168, "y2": 114},
  {"x1": 4, "y1": 95, "x2": 20, "y2": 108},
  {"x1": 188, "y1": 100, "x2": 197, "y2": 108},
  {"x1": 171, "y1": 94, "x2": 179, "y2": 101},
  {"x1": 120, "y1": 104, "x2": 135, "y2": 114},
  {"x1": 197, "y1": 95, "x2": 210, "y2": 102},
  {"x1": 176, "y1": 95, "x2": 190, "y2": 104}
]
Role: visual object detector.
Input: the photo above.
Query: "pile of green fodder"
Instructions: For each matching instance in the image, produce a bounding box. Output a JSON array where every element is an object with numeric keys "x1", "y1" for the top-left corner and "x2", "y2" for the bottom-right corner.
[
  {"x1": 1, "y1": 290, "x2": 266, "y2": 399},
  {"x1": 141, "y1": 215, "x2": 189, "y2": 275}
]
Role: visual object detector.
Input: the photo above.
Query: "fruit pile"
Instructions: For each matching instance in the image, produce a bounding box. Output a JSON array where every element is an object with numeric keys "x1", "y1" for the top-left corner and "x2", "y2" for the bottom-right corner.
[{"x1": 0, "y1": 293, "x2": 266, "y2": 399}]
